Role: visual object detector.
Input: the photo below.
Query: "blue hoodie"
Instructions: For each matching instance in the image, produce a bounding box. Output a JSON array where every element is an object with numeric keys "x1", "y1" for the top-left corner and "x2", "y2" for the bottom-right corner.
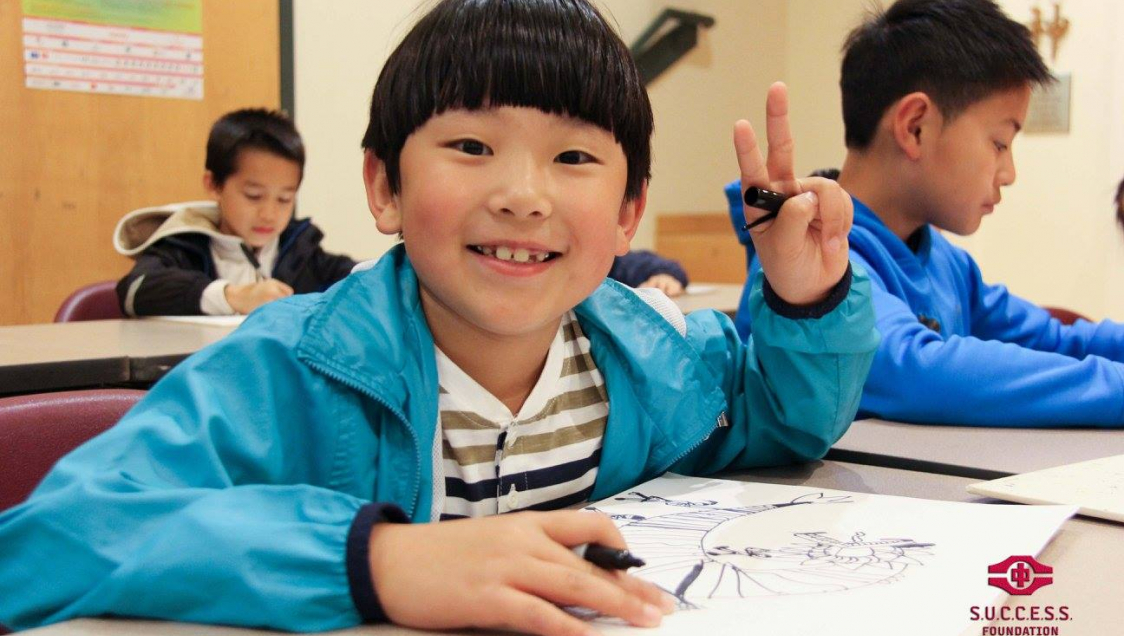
[
  {"x1": 726, "y1": 180, "x2": 1124, "y2": 427},
  {"x1": 0, "y1": 244, "x2": 876, "y2": 632}
]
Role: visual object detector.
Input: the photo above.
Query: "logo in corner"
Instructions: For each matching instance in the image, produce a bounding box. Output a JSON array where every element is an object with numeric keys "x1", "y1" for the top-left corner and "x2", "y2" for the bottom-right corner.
[{"x1": 988, "y1": 555, "x2": 1053, "y2": 596}]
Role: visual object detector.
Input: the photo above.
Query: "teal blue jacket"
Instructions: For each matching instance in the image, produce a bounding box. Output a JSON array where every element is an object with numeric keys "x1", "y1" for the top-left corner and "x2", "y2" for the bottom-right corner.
[{"x1": 0, "y1": 246, "x2": 877, "y2": 632}]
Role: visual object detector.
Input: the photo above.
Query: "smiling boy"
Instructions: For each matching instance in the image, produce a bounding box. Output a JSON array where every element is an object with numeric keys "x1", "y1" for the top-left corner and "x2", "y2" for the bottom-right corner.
[{"x1": 0, "y1": 1, "x2": 877, "y2": 635}]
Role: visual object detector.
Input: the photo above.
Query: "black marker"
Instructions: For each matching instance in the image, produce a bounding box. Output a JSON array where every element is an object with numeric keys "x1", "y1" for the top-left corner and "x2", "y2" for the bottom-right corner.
[
  {"x1": 741, "y1": 186, "x2": 790, "y2": 231},
  {"x1": 573, "y1": 543, "x2": 646, "y2": 570}
]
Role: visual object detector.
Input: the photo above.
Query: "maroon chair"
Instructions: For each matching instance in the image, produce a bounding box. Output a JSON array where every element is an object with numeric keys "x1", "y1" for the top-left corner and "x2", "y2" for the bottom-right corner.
[
  {"x1": 1044, "y1": 306, "x2": 1091, "y2": 326},
  {"x1": 0, "y1": 389, "x2": 145, "y2": 512},
  {"x1": 54, "y1": 281, "x2": 124, "y2": 322}
]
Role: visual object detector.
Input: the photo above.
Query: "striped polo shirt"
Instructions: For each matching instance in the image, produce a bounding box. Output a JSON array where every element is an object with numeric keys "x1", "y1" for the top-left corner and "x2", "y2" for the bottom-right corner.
[{"x1": 435, "y1": 310, "x2": 608, "y2": 520}]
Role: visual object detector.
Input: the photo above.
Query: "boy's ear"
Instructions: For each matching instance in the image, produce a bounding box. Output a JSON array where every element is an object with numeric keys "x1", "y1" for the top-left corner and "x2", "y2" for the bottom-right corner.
[
  {"x1": 202, "y1": 170, "x2": 220, "y2": 199},
  {"x1": 889, "y1": 92, "x2": 937, "y2": 161},
  {"x1": 615, "y1": 182, "x2": 648, "y2": 256},
  {"x1": 363, "y1": 151, "x2": 403, "y2": 235}
]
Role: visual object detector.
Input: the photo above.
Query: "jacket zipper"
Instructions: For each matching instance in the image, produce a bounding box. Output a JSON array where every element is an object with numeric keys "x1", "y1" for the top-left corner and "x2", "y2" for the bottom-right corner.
[
  {"x1": 657, "y1": 410, "x2": 729, "y2": 474},
  {"x1": 304, "y1": 359, "x2": 422, "y2": 518}
]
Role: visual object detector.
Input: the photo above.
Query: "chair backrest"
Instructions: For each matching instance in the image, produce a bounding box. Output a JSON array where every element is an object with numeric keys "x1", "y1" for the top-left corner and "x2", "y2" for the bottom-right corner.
[
  {"x1": 54, "y1": 280, "x2": 124, "y2": 322},
  {"x1": 0, "y1": 389, "x2": 145, "y2": 512},
  {"x1": 1044, "y1": 306, "x2": 1090, "y2": 326}
]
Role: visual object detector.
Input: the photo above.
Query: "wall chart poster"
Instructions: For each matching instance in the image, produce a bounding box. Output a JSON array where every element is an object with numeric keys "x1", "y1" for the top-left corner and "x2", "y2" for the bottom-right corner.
[
  {"x1": 21, "y1": 0, "x2": 203, "y2": 100},
  {"x1": 584, "y1": 474, "x2": 1074, "y2": 636}
]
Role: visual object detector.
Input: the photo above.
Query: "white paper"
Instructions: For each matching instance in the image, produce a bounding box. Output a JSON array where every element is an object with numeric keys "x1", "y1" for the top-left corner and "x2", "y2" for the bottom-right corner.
[
  {"x1": 968, "y1": 453, "x2": 1124, "y2": 523},
  {"x1": 583, "y1": 474, "x2": 1074, "y2": 636}
]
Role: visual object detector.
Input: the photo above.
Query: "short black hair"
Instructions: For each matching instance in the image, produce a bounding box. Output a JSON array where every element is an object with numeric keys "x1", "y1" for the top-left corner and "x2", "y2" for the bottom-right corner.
[
  {"x1": 361, "y1": 0, "x2": 653, "y2": 201},
  {"x1": 841, "y1": 0, "x2": 1051, "y2": 150},
  {"x1": 809, "y1": 167, "x2": 840, "y2": 181},
  {"x1": 206, "y1": 108, "x2": 305, "y2": 187}
]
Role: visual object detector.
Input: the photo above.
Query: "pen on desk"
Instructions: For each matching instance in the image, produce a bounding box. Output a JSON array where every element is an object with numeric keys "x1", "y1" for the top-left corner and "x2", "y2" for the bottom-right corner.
[
  {"x1": 741, "y1": 186, "x2": 790, "y2": 231},
  {"x1": 573, "y1": 543, "x2": 646, "y2": 570}
]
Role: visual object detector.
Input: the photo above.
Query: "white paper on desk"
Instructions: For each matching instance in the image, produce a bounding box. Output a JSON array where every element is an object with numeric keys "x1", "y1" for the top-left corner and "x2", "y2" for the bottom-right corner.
[
  {"x1": 684, "y1": 284, "x2": 716, "y2": 295},
  {"x1": 583, "y1": 474, "x2": 1074, "y2": 636},
  {"x1": 968, "y1": 453, "x2": 1124, "y2": 523},
  {"x1": 144, "y1": 315, "x2": 246, "y2": 327}
]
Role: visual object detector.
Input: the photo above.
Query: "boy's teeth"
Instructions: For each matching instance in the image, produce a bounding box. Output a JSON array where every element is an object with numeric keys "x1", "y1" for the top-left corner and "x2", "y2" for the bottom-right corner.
[{"x1": 477, "y1": 245, "x2": 552, "y2": 263}]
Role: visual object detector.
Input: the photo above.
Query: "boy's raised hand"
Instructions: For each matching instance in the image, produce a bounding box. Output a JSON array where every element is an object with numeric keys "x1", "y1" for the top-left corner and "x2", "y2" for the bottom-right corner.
[
  {"x1": 734, "y1": 82, "x2": 853, "y2": 306},
  {"x1": 369, "y1": 511, "x2": 674, "y2": 636}
]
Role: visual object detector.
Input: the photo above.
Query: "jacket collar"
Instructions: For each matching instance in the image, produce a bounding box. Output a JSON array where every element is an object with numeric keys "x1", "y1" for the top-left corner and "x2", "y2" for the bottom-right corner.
[
  {"x1": 576, "y1": 279, "x2": 726, "y2": 440},
  {"x1": 576, "y1": 280, "x2": 728, "y2": 497},
  {"x1": 113, "y1": 201, "x2": 226, "y2": 256},
  {"x1": 296, "y1": 245, "x2": 434, "y2": 411},
  {"x1": 114, "y1": 200, "x2": 313, "y2": 260},
  {"x1": 852, "y1": 196, "x2": 934, "y2": 265},
  {"x1": 298, "y1": 245, "x2": 721, "y2": 410}
]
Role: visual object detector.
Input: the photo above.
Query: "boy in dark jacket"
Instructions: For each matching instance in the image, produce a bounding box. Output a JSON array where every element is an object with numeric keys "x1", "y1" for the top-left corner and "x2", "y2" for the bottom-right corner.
[{"x1": 114, "y1": 108, "x2": 355, "y2": 316}]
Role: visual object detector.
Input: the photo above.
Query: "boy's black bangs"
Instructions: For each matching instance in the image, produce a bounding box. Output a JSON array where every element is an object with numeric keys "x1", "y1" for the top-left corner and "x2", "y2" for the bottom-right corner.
[
  {"x1": 364, "y1": 0, "x2": 652, "y2": 199},
  {"x1": 207, "y1": 109, "x2": 305, "y2": 186},
  {"x1": 241, "y1": 130, "x2": 305, "y2": 167}
]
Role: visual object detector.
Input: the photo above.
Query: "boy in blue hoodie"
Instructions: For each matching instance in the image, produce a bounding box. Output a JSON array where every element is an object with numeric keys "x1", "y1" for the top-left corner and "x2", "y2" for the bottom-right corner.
[
  {"x1": 730, "y1": 0, "x2": 1124, "y2": 428},
  {"x1": 0, "y1": 1, "x2": 876, "y2": 634}
]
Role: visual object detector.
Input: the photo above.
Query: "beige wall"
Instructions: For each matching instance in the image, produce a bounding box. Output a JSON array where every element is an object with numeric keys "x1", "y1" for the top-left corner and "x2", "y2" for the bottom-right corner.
[
  {"x1": 295, "y1": 0, "x2": 1124, "y2": 320},
  {"x1": 622, "y1": 0, "x2": 787, "y2": 250},
  {"x1": 783, "y1": 0, "x2": 869, "y2": 176},
  {"x1": 292, "y1": 0, "x2": 418, "y2": 261}
]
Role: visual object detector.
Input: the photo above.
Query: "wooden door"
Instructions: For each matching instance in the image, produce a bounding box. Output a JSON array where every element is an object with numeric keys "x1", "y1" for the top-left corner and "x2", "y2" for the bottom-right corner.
[{"x1": 656, "y1": 212, "x2": 748, "y2": 284}]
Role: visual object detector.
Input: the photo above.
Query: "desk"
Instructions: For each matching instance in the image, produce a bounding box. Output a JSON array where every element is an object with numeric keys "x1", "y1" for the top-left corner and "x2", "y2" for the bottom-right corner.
[
  {"x1": 0, "y1": 320, "x2": 237, "y2": 395},
  {"x1": 23, "y1": 461, "x2": 1120, "y2": 636},
  {"x1": 828, "y1": 418, "x2": 1124, "y2": 480},
  {"x1": 671, "y1": 283, "x2": 743, "y2": 317},
  {"x1": 0, "y1": 291, "x2": 741, "y2": 397}
]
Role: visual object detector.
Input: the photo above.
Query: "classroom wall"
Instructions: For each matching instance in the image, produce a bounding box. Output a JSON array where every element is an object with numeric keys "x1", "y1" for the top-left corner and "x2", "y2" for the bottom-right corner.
[
  {"x1": 624, "y1": 0, "x2": 787, "y2": 250},
  {"x1": 294, "y1": 0, "x2": 1124, "y2": 320},
  {"x1": 783, "y1": 0, "x2": 870, "y2": 176},
  {"x1": 291, "y1": 0, "x2": 412, "y2": 261}
]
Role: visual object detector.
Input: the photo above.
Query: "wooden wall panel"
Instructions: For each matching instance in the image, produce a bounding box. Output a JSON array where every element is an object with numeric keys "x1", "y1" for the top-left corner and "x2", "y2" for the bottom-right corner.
[
  {"x1": 655, "y1": 212, "x2": 747, "y2": 284},
  {"x1": 0, "y1": 0, "x2": 280, "y2": 325}
]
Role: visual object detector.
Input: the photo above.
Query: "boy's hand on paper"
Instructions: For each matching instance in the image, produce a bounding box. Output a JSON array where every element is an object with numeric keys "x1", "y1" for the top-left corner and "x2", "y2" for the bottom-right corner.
[
  {"x1": 733, "y1": 81, "x2": 853, "y2": 306},
  {"x1": 224, "y1": 279, "x2": 294, "y2": 314},
  {"x1": 639, "y1": 274, "x2": 684, "y2": 297},
  {"x1": 368, "y1": 510, "x2": 675, "y2": 636}
]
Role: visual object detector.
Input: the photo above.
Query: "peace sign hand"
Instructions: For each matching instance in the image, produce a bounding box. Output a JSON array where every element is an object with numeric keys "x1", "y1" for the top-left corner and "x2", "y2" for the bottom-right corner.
[{"x1": 734, "y1": 82, "x2": 852, "y2": 306}]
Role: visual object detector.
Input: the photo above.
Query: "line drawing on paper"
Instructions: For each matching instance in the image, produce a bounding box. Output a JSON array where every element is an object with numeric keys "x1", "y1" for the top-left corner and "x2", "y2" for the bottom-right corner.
[{"x1": 586, "y1": 491, "x2": 935, "y2": 610}]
